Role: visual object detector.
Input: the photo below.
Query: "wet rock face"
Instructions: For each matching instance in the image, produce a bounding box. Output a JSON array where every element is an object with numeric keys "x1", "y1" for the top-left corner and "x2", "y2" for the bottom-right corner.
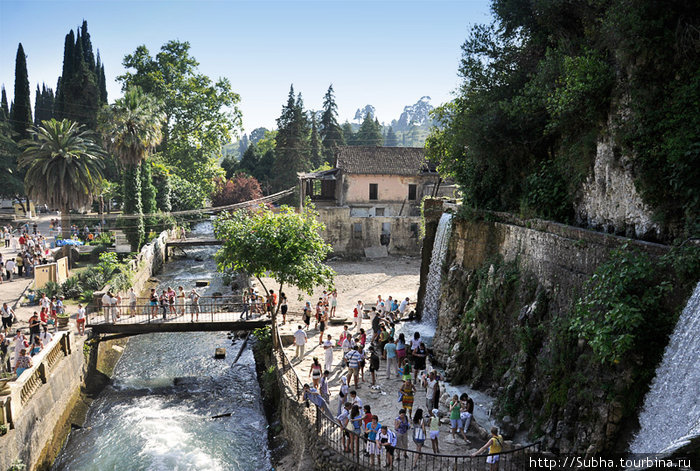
[
  {"x1": 576, "y1": 134, "x2": 660, "y2": 240},
  {"x1": 428, "y1": 217, "x2": 667, "y2": 454}
]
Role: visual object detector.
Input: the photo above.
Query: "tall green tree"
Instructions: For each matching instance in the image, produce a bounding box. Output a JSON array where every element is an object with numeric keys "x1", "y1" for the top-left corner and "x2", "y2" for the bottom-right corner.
[
  {"x1": 0, "y1": 121, "x2": 24, "y2": 197},
  {"x1": 272, "y1": 85, "x2": 310, "y2": 191},
  {"x1": 341, "y1": 122, "x2": 355, "y2": 145},
  {"x1": 99, "y1": 87, "x2": 165, "y2": 250},
  {"x1": 354, "y1": 114, "x2": 383, "y2": 146},
  {"x1": 320, "y1": 84, "x2": 345, "y2": 164},
  {"x1": 214, "y1": 203, "x2": 334, "y2": 334},
  {"x1": 34, "y1": 83, "x2": 55, "y2": 125},
  {"x1": 309, "y1": 112, "x2": 323, "y2": 169},
  {"x1": 0, "y1": 87, "x2": 9, "y2": 120},
  {"x1": 118, "y1": 40, "x2": 241, "y2": 194},
  {"x1": 19, "y1": 119, "x2": 105, "y2": 240},
  {"x1": 12, "y1": 43, "x2": 32, "y2": 141},
  {"x1": 384, "y1": 126, "x2": 398, "y2": 147},
  {"x1": 55, "y1": 23, "x2": 101, "y2": 128}
]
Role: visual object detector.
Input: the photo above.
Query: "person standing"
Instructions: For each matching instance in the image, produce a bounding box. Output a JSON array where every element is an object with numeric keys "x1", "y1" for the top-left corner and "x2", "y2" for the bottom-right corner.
[
  {"x1": 411, "y1": 408, "x2": 426, "y2": 468},
  {"x1": 428, "y1": 409, "x2": 441, "y2": 454},
  {"x1": 384, "y1": 337, "x2": 399, "y2": 379},
  {"x1": 353, "y1": 300, "x2": 363, "y2": 330},
  {"x1": 5, "y1": 258, "x2": 16, "y2": 282},
  {"x1": 394, "y1": 409, "x2": 410, "y2": 461},
  {"x1": 318, "y1": 307, "x2": 328, "y2": 345},
  {"x1": 377, "y1": 424, "x2": 397, "y2": 468},
  {"x1": 449, "y1": 394, "x2": 463, "y2": 442},
  {"x1": 28, "y1": 312, "x2": 41, "y2": 344},
  {"x1": 368, "y1": 346, "x2": 380, "y2": 386},
  {"x1": 279, "y1": 292, "x2": 288, "y2": 325},
  {"x1": 190, "y1": 288, "x2": 201, "y2": 322},
  {"x1": 400, "y1": 379, "x2": 416, "y2": 420},
  {"x1": 424, "y1": 370, "x2": 439, "y2": 410},
  {"x1": 308, "y1": 357, "x2": 322, "y2": 388},
  {"x1": 101, "y1": 291, "x2": 112, "y2": 324},
  {"x1": 344, "y1": 346, "x2": 362, "y2": 389},
  {"x1": 319, "y1": 370, "x2": 330, "y2": 403},
  {"x1": 413, "y1": 342, "x2": 428, "y2": 383},
  {"x1": 128, "y1": 288, "x2": 137, "y2": 317},
  {"x1": 177, "y1": 286, "x2": 186, "y2": 316},
  {"x1": 302, "y1": 302, "x2": 312, "y2": 330},
  {"x1": 149, "y1": 288, "x2": 159, "y2": 319},
  {"x1": 14, "y1": 348, "x2": 33, "y2": 378},
  {"x1": 323, "y1": 334, "x2": 334, "y2": 372},
  {"x1": 293, "y1": 325, "x2": 307, "y2": 360},
  {"x1": 1, "y1": 303, "x2": 15, "y2": 334},
  {"x1": 330, "y1": 289, "x2": 338, "y2": 318},
  {"x1": 472, "y1": 427, "x2": 504, "y2": 470},
  {"x1": 76, "y1": 304, "x2": 86, "y2": 335}
]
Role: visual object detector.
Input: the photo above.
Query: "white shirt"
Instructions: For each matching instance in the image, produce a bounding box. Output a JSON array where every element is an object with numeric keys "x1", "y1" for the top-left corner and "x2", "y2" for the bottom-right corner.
[
  {"x1": 77, "y1": 307, "x2": 86, "y2": 320},
  {"x1": 323, "y1": 340, "x2": 333, "y2": 351},
  {"x1": 5, "y1": 260, "x2": 16, "y2": 271},
  {"x1": 410, "y1": 338, "x2": 421, "y2": 351},
  {"x1": 39, "y1": 331, "x2": 53, "y2": 344},
  {"x1": 101, "y1": 293, "x2": 111, "y2": 308},
  {"x1": 129, "y1": 290, "x2": 137, "y2": 303},
  {"x1": 40, "y1": 297, "x2": 50, "y2": 309},
  {"x1": 399, "y1": 299, "x2": 408, "y2": 314},
  {"x1": 294, "y1": 329, "x2": 307, "y2": 346}
]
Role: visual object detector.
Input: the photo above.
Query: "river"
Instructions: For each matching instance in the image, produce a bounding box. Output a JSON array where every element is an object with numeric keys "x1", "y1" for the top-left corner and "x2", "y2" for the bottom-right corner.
[{"x1": 52, "y1": 224, "x2": 271, "y2": 471}]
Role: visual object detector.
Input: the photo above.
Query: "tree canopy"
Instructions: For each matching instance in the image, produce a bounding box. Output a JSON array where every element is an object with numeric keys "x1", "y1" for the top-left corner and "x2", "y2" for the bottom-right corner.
[
  {"x1": 213, "y1": 203, "x2": 335, "y2": 320},
  {"x1": 426, "y1": 0, "x2": 699, "y2": 238},
  {"x1": 118, "y1": 40, "x2": 241, "y2": 194}
]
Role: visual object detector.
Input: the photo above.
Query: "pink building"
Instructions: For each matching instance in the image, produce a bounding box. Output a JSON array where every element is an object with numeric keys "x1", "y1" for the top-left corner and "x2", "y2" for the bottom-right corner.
[{"x1": 298, "y1": 146, "x2": 454, "y2": 256}]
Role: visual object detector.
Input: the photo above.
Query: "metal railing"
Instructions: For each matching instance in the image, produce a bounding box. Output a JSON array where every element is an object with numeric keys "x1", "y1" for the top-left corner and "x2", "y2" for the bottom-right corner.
[
  {"x1": 86, "y1": 296, "x2": 271, "y2": 325},
  {"x1": 272, "y1": 325, "x2": 540, "y2": 471}
]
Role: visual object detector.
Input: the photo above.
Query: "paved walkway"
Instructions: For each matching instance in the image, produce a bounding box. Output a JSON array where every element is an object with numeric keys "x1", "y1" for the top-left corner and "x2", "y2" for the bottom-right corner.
[{"x1": 267, "y1": 259, "x2": 490, "y2": 458}]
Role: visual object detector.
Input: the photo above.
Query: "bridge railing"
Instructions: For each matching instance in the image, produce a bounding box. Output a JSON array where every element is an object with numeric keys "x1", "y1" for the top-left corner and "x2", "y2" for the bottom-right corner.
[
  {"x1": 86, "y1": 296, "x2": 271, "y2": 325},
  {"x1": 272, "y1": 325, "x2": 541, "y2": 471}
]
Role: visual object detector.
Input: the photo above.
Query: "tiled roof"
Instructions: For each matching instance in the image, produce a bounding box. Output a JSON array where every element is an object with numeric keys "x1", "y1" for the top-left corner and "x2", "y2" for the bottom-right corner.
[{"x1": 335, "y1": 146, "x2": 433, "y2": 175}]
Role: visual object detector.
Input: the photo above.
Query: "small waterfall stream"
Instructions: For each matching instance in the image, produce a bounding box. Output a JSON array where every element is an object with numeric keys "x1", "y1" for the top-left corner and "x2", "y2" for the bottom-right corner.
[
  {"x1": 629, "y1": 281, "x2": 700, "y2": 454},
  {"x1": 422, "y1": 212, "x2": 453, "y2": 324}
]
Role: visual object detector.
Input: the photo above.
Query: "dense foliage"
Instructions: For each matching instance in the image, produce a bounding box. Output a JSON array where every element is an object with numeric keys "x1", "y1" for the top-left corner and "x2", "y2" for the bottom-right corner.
[
  {"x1": 571, "y1": 245, "x2": 700, "y2": 365},
  {"x1": 12, "y1": 44, "x2": 32, "y2": 141},
  {"x1": 213, "y1": 202, "x2": 335, "y2": 323},
  {"x1": 427, "y1": 0, "x2": 700, "y2": 237},
  {"x1": 118, "y1": 40, "x2": 240, "y2": 196},
  {"x1": 210, "y1": 174, "x2": 263, "y2": 207}
]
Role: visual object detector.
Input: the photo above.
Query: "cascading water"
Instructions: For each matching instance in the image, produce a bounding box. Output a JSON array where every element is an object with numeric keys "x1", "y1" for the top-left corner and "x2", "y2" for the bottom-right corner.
[
  {"x1": 52, "y1": 222, "x2": 271, "y2": 471},
  {"x1": 422, "y1": 212, "x2": 453, "y2": 325},
  {"x1": 629, "y1": 281, "x2": 700, "y2": 454}
]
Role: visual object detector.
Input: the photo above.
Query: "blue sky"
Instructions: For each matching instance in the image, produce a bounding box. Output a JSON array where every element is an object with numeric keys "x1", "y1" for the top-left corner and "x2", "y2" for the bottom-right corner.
[{"x1": 0, "y1": 0, "x2": 492, "y2": 135}]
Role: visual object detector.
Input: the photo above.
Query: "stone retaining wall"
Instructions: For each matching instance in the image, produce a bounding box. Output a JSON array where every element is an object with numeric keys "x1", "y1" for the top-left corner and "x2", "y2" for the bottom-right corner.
[{"x1": 0, "y1": 332, "x2": 85, "y2": 471}]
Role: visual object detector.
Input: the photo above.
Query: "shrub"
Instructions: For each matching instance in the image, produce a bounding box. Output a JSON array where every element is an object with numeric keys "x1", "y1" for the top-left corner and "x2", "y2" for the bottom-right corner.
[{"x1": 61, "y1": 277, "x2": 82, "y2": 300}]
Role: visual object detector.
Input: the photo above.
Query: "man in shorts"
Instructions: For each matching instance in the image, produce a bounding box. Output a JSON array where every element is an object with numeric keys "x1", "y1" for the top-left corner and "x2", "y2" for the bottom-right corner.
[
  {"x1": 345, "y1": 346, "x2": 362, "y2": 389},
  {"x1": 377, "y1": 424, "x2": 397, "y2": 468}
]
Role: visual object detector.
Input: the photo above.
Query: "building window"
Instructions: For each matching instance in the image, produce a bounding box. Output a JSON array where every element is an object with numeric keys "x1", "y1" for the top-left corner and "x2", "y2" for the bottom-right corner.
[
  {"x1": 369, "y1": 183, "x2": 378, "y2": 200},
  {"x1": 353, "y1": 222, "x2": 363, "y2": 239},
  {"x1": 380, "y1": 223, "x2": 391, "y2": 246},
  {"x1": 408, "y1": 184, "x2": 417, "y2": 201},
  {"x1": 375, "y1": 208, "x2": 384, "y2": 217}
]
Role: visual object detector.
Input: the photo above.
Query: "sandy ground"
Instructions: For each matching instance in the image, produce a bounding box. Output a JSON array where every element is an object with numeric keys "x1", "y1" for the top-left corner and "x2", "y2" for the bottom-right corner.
[{"x1": 266, "y1": 257, "x2": 489, "y2": 458}]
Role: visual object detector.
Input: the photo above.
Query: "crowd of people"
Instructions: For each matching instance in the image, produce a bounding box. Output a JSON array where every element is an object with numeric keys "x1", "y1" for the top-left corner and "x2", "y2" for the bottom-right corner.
[
  {"x1": 296, "y1": 294, "x2": 498, "y2": 469},
  {"x1": 1, "y1": 225, "x2": 54, "y2": 283}
]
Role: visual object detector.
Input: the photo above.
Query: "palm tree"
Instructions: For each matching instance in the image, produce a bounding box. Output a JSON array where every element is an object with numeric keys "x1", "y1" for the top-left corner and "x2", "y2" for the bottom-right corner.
[
  {"x1": 99, "y1": 87, "x2": 165, "y2": 251},
  {"x1": 19, "y1": 119, "x2": 106, "y2": 242}
]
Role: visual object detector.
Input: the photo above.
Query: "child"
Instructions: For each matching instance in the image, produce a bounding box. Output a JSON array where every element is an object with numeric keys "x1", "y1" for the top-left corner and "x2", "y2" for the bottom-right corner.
[{"x1": 428, "y1": 408, "x2": 441, "y2": 454}]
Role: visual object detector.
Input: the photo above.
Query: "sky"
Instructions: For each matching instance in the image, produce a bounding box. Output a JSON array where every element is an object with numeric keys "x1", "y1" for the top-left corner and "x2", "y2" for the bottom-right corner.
[{"x1": 0, "y1": 0, "x2": 492, "y2": 136}]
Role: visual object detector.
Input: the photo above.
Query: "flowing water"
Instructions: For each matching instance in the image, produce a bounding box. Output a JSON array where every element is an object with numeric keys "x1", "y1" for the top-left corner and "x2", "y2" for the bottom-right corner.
[
  {"x1": 53, "y1": 223, "x2": 271, "y2": 471},
  {"x1": 422, "y1": 212, "x2": 453, "y2": 325},
  {"x1": 629, "y1": 281, "x2": 700, "y2": 454}
]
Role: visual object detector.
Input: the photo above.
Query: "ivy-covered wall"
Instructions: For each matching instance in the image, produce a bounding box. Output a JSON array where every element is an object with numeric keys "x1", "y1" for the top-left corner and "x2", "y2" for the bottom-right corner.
[{"x1": 428, "y1": 208, "x2": 698, "y2": 453}]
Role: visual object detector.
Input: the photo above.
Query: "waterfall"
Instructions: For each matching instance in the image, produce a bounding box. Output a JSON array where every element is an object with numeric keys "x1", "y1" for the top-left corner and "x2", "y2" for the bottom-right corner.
[
  {"x1": 629, "y1": 281, "x2": 700, "y2": 454},
  {"x1": 422, "y1": 212, "x2": 453, "y2": 324}
]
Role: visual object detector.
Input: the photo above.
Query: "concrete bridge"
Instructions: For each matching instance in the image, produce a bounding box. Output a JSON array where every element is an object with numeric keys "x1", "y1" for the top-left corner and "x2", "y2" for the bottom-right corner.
[{"x1": 86, "y1": 301, "x2": 269, "y2": 335}]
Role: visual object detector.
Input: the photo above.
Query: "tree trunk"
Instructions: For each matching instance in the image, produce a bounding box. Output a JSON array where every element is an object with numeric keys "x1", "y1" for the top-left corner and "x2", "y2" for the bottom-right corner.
[{"x1": 61, "y1": 204, "x2": 71, "y2": 268}]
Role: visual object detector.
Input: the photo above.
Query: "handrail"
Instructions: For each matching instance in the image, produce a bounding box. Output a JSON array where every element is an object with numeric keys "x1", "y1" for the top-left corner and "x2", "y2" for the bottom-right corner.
[
  {"x1": 8, "y1": 331, "x2": 72, "y2": 423},
  {"x1": 271, "y1": 324, "x2": 540, "y2": 470}
]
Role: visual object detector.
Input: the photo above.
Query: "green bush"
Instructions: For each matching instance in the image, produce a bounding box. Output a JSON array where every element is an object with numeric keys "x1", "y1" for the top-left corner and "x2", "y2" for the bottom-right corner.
[
  {"x1": 36, "y1": 281, "x2": 61, "y2": 299},
  {"x1": 61, "y1": 277, "x2": 82, "y2": 300}
]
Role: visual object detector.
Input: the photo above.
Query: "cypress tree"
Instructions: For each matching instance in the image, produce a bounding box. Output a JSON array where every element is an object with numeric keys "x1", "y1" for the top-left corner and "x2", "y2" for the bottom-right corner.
[
  {"x1": 55, "y1": 30, "x2": 75, "y2": 119},
  {"x1": 1, "y1": 86, "x2": 9, "y2": 120},
  {"x1": 34, "y1": 84, "x2": 41, "y2": 125},
  {"x1": 341, "y1": 122, "x2": 355, "y2": 146},
  {"x1": 385, "y1": 126, "x2": 398, "y2": 146},
  {"x1": 121, "y1": 164, "x2": 144, "y2": 251},
  {"x1": 141, "y1": 161, "x2": 158, "y2": 236},
  {"x1": 99, "y1": 64, "x2": 108, "y2": 104},
  {"x1": 80, "y1": 20, "x2": 96, "y2": 71},
  {"x1": 12, "y1": 43, "x2": 32, "y2": 141}
]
